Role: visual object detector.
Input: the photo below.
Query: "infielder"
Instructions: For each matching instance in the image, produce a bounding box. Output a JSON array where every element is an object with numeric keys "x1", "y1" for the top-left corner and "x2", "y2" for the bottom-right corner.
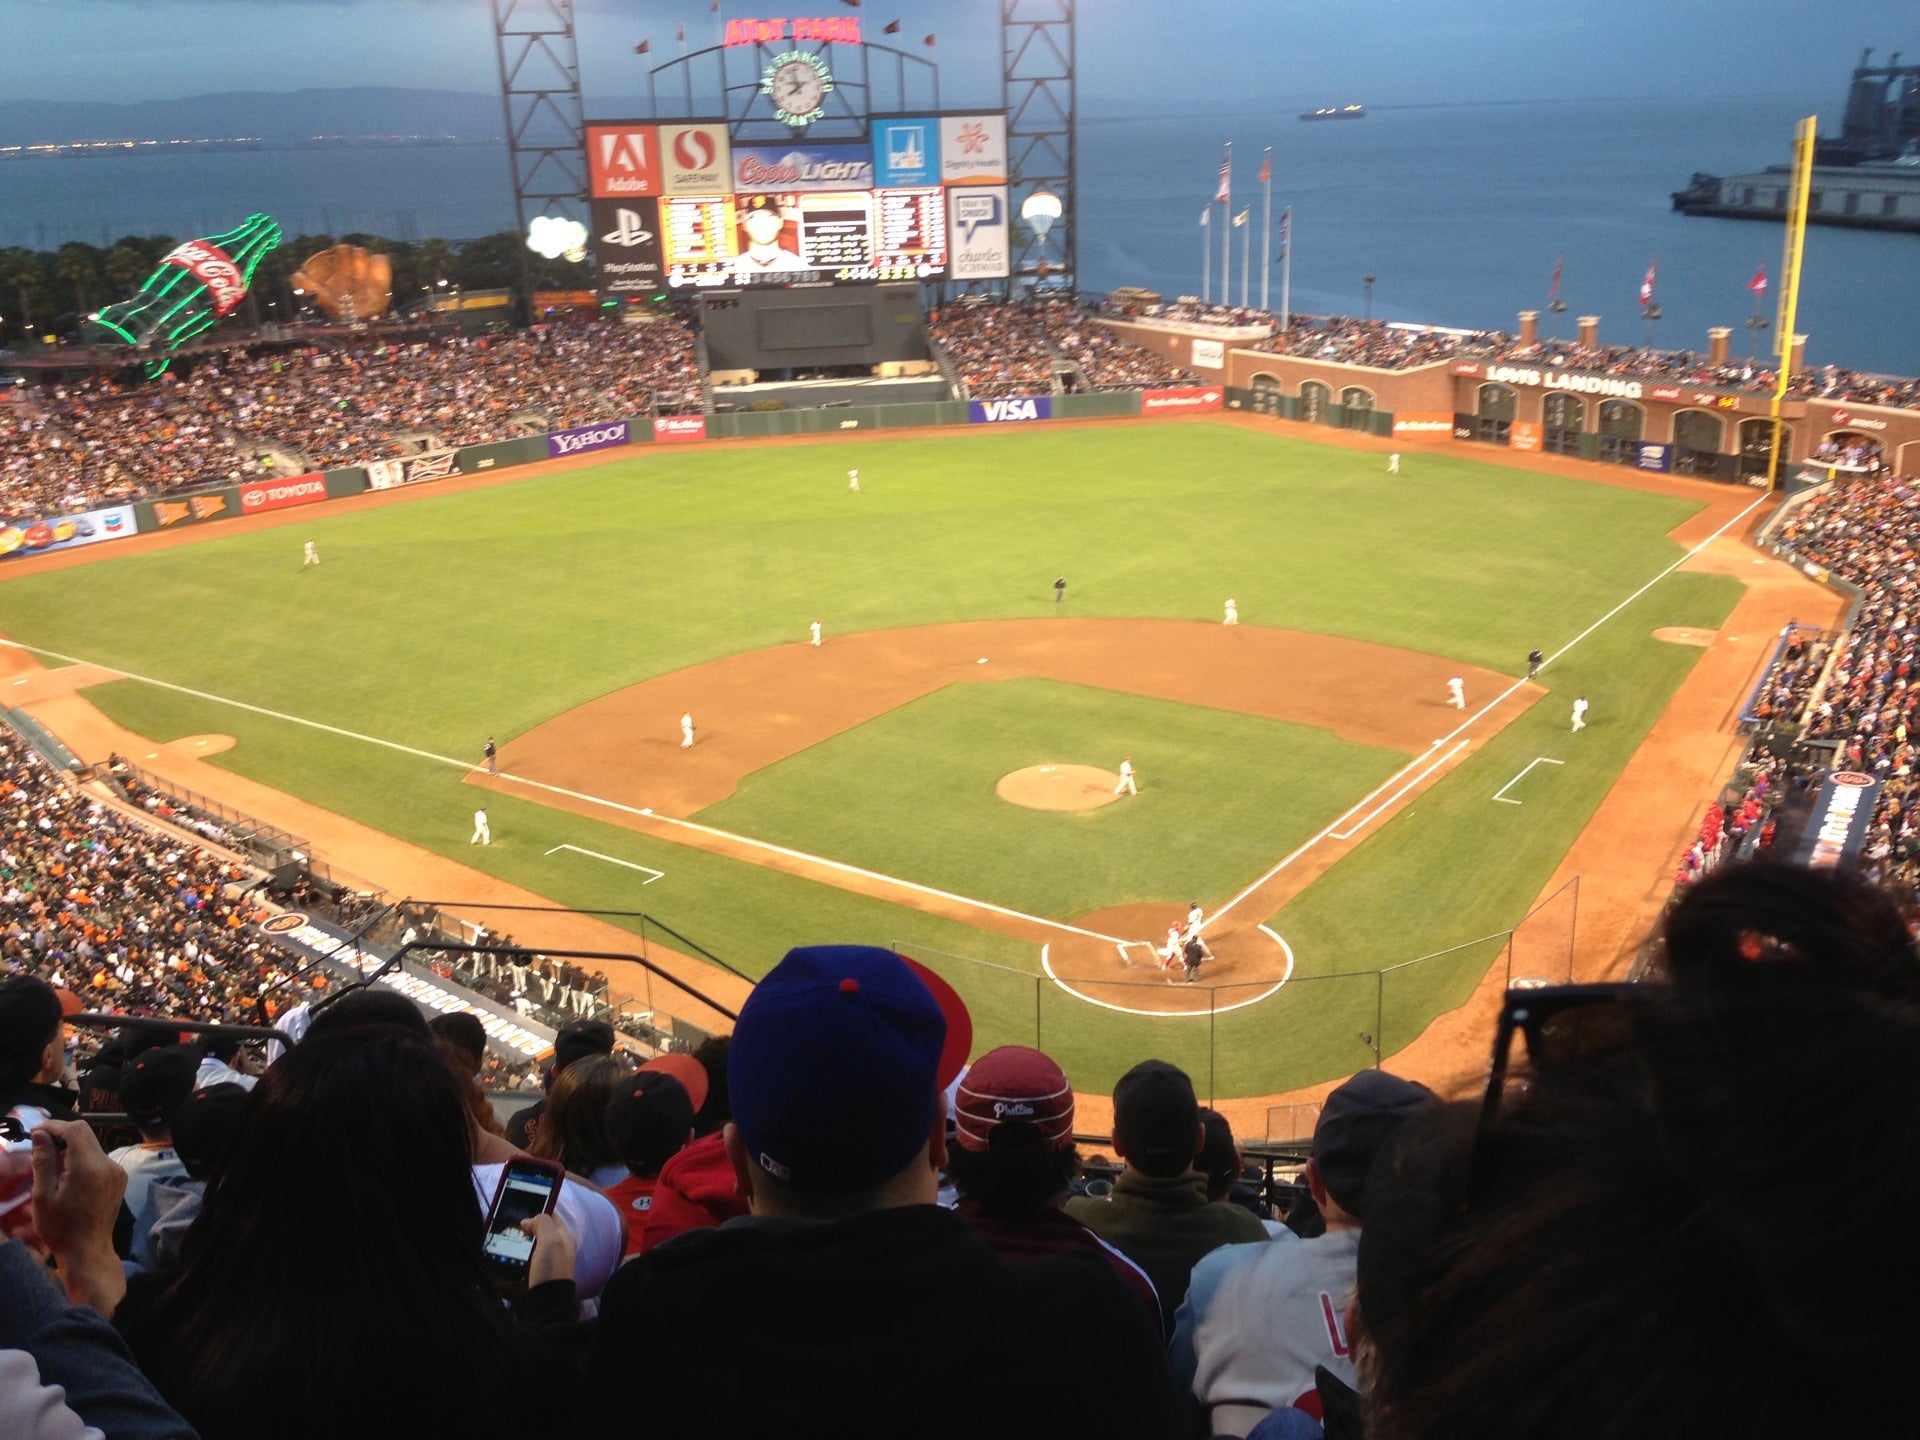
[
  {"x1": 1572, "y1": 696, "x2": 1589, "y2": 732},
  {"x1": 1224, "y1": 597, "x2": 1239, "y2": 626},
  {"x1": 484, "y1": 736, "x2": 497, "y2": 775},
  {"x1": 681, "y1": 712, "x2": 696, "y2": 748},
  {"x1": 470, "y1": 807, "x2": 491, "y2": 845},
  {"x1": 848, "y1": 468, "x2": 859, "y2": 492},
  {"x1": 1447, "y1": 676, "x2": 1465, "y2": 709},
  {"x1": 303, "y1": 539, "x2": 319, "y2": 567},
  {"x1": 810, "y1": 619, "x2": 822, "y2": 648},
  {"x1": 1113, "y1": 756, "x2": 1137, "y2": 796}
]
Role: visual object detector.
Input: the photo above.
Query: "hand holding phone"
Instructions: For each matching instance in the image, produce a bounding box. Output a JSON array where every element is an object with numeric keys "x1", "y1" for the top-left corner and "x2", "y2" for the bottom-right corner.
[
  {"x1": 481, "y1": 1158, "x2": 565, "y2": 1286},
  {"x1": 521, "y1": 1210, "x2": 578, "y2": 1289}
]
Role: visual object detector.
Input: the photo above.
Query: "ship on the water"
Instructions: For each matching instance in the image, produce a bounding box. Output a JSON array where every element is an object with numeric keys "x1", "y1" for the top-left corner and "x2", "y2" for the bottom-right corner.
[
  {"x1": 1673, "y1": 46, "x2": 1920, "y2": 232},
  {"x1": 1299, "y1": 104, "x2": 1365, "y2": 122}
]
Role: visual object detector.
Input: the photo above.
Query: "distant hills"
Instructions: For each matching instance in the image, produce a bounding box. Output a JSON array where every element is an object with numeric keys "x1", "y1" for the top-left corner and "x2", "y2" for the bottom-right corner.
[{"x1": 0, "y1": 89, "x2": 550, "y2": 148}]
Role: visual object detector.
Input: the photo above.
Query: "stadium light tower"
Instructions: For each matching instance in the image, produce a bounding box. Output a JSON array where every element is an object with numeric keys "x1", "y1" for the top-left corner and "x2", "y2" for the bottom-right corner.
[
  {"x1": 490, "y1": 0, "x2": 589, "y2": 312},
  {"x1": 1002, "y1": 0, "x2": 1076, "y2": 297}
]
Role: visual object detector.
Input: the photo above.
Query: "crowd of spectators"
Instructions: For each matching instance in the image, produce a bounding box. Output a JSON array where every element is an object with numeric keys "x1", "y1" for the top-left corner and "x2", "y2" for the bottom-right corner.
[
  {"x1": 1039, "y1": 306, "x2": 1200, "y2": 391},
  {"x1": 0, "y1": 316, "x2": 700, "y2": 520},
  {"x1": 1253, "y1": 314, "x2": 1502, "y2": 370},
  {"x1": 3, "y1": 863, "x2": 1911, "y2": 1439},
  {"x1": 928, "y1": 300, "x2": 1201, "y2": 398}
]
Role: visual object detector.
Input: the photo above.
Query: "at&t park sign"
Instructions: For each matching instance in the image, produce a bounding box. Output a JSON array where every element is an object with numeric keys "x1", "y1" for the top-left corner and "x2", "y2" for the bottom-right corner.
[
  {"x1": 725, "y1": 16, "x2": 863, "y2": 46},
  {"x1": 1453, "y1": 361, "x2": 1643, "y2": 400}
]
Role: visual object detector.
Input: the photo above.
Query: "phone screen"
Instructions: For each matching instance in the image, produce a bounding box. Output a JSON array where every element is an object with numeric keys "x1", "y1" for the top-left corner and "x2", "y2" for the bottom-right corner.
[{"x1": 482, "y1": 1164, "x2": 561, "y2": 1273}]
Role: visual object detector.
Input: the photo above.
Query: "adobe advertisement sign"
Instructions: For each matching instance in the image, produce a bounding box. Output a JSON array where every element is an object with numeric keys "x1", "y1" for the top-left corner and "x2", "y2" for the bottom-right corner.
[
  {"x1": 968, "y1": 396, "x2": 1052, "y2": 424},
  {"x1": 1141, "y1": 387, "x2": 1224, "y2": 414},
  {"x1": 587, "y1": 124, "x2": 660, "y2": 198},
  {"x1": 732, "y1": 142, "x2": 875, "y2": 194},
  {"x1": 872, "y1": 119, "x2": 941, "y2": 189},
  {"x1": 947, "y1": 186, "x2": 1009, "y2": 281},
  {"x1": 654, "y1": 415, "x2": 708, "y2": 442},
  {"x1": 659, "y1": 123, "x2": 732, "y2": 196},
  {"x1": 938, "y1": 114, "x2": 1008, "y2": 185},
  {"x1": 239, "y1": 474, "x2": 327, "y2": 513},
  {"x1": 591, "y1": 197, "x2": 665, "y2": 294},
  {"x1": 548, "y1": 420, "x2": 631, "y2": 459},
  {"x1": 0, "y1": 505, "x2": 137, "y2": 559}
]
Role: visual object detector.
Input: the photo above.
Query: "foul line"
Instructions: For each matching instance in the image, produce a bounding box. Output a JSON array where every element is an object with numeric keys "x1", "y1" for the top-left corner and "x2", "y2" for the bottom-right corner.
[
  {"x1": 1039, "y1": 927, "x2": 1295, "y2": 1017},
  {"x1": 1205, "y1": 490, "x2": 1769, "y2": 932},
  {"x1": 0, "y1": 635, "x2": 1130, "y2": 950},
  {"x1": 1491, "y1": 758, "x2": 1564, "y2": 806},
  {"x1": 544, "y1": 844, "x2": 665, "y2": 882},
  {"x1": 1330, "y1": 739, "x2": 1468, "y2": 841}
]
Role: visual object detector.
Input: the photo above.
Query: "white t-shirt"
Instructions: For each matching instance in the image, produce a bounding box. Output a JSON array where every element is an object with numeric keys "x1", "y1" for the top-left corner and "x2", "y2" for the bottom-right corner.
[{"x1": 471, "y1": 1162, "x2": 623, "y2": 1300}]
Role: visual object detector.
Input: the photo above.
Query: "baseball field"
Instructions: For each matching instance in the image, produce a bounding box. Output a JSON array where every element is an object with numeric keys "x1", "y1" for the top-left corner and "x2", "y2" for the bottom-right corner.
[{"x1": 0, "y1": 416, "x2": 1789, "y2": 1099}]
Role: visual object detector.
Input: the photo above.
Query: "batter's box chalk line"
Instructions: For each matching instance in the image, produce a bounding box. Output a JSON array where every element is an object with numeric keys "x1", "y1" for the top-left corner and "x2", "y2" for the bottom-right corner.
[
  {"x1": 1491, "y1": 758, "x2": 1565, "y2": 806},
  {"x1": 544, "y1": 843, "x2": 666, "y2": 882}
]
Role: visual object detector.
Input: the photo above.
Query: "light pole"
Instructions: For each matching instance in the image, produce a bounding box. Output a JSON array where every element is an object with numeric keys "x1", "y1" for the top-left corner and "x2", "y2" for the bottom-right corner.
[
  {"x1": 1548, "y1": 296, "x2": 1567, "y2": 343},
  {"x1": 1363, "y1": 272, "x2": 1375, "y2": 322},
  {"x1": 1642, "y1": 301, "x2": 1662, "y2": 354},
  {"x1": 1744, "y1": 311, "x2": 1770, "y2": 362}
]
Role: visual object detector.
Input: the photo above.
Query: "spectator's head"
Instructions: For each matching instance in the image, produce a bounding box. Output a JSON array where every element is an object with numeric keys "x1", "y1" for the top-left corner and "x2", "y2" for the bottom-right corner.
[
  {"x1": 1197, "y1": 1107, "x2": 1242, "y2": 1203},
  {"x1": 0, "y1": 975, "x2": 66, "y2": 1091},
  {"x1": 607, "y1": 1064, "x2": 703, "y2": 1178},
  {"x1": 304, "y1": 987, "x2": 430, "y2": 1042},
  {"x1": 548, "y1": 1018, "x2": 616, "y2": 1090},
  {"x1": 118, "y1": 1043, "x2": 201, "y2": 1139},
  {"x1": 688, "y1": 1033, "x2": 731, "y2": 1136},
  {"x1": 201, "y1": 1032, "x2": 248, "y2": 1066},
  {"x1": 526, "y1": 1053, "x2": 630, "y2": 1175},
  {"x1": 1110, "y1": 1059, "x2": 1202, "y2": 1179},
  {"x1": 1357, "y1": 971, "x2": 1920, "y2": 1439},
  {"x1": 429, "y1": 1011, "x2": 490, "y2": 1078},
  {"x1": 1308, "y1": 1070, "x2": 1435, "y2": 1229},
  {"x1": 725, "y1": 945, "x2": 971, "y2": 1218},
  {"x1": 169, "y1": 1082, "x2": 251, "y2": 1183},
  {"x1": 947, "y1": 1044, "x2": 1079, "y2": 1216}
]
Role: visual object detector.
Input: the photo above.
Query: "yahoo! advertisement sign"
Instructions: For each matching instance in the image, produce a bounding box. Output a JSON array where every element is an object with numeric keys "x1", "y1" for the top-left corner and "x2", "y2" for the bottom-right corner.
[
  {"x1": 548, "y1": 420, "x2": 632, "y2": 458},
  {"x1": 968, "y1": 396, "x2": 1052, "y2": 425}
]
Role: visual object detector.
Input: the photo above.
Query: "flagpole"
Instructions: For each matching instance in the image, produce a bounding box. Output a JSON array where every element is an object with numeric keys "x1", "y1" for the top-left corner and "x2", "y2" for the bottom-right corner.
[
  {"x1": 1239, "y1": 213, "x2": 1250, "y2": 309},
  {"x1": 1221, "y1": 141, "x2": 1231, "y2": 311},
  {"x1": 1261, "y1": 148, "x2": 1272, "y2": 313},
  {"x1": 1281, "y1": 207, "x2": 1292, "y2": 331},
  {"x1": 1201, "y1": 211, "x2": 1210, "y2": 306}
]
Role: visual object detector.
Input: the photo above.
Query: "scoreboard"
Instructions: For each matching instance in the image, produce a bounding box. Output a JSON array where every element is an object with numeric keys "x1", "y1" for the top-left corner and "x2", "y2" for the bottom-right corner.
[{"x1": 586, "y1": 117, "x2": 1010, "y2": 296}]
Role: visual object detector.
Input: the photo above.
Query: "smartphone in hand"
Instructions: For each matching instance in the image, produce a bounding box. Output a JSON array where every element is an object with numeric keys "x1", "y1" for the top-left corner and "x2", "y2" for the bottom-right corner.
[{"x1": 481, "y1": 1157, "x2": 565, "y2": 1284}]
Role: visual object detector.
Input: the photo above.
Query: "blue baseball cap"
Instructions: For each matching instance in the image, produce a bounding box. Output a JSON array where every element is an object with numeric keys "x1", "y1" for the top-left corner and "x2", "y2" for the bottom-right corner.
[{"x1": 730, "y1": 945, "x2": 973, "y2": 1192}]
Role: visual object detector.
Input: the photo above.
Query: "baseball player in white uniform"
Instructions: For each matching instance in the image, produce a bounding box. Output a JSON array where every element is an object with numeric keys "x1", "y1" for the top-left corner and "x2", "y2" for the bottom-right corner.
[
  {"x1": 810, "y1": 620, "x2": 822, "y2": 647},
  {"x1": 848, "y1": 468, "x2": 859, "y2": 492},
  {"x1": 1224, "y1": 598, "x2": 1239, "y2": 626},
  {"x1": 470, "y1": 807, "x2": 491, "y2": 845},
  {"x1": 1113, "y1": 756, "x2": 1138, "y2": 796},
  {"x1": 1388, "y1": 453, "x2": 1401, "y2": 474},
  {"x1": 1571, "y1": 696, "x2": 1588, "y2": 731},
  {"x1": 681, "y1": 713, "x2": 696, "y2": 748},
  {"x1": 303, "y1": 540, "x2": 319, "y2": 567},
  {"x1": 1447, "y1": 676, "x2": 1465, "y2": 709}
]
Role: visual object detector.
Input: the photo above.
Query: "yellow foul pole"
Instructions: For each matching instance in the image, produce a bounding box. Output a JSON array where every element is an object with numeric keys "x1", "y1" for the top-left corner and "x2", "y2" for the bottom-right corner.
[{"x1": 1768, "y1": 116, "x2": 1816, "y2": 490}]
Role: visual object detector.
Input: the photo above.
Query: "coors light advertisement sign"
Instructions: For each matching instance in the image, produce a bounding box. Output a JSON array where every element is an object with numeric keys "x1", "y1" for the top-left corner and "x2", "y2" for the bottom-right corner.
[
  {"x1": 163, "y1": 240, "x2": 248, "y2": 316},
  {"x1": 548, "y1": 420, "x2": 631, "y2": 458}
]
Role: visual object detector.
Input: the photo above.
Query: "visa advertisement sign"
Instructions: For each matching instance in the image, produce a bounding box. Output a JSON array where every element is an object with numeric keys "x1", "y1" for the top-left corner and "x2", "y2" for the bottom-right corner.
[
  {"x1": 733, "y1": 142, "x2": 874, "y2": 194},
  {"x1": 871, "y1": 119, "x2": 940, "y2": 188},
  {"x1": 968, "y1": 396, "x2": 1052, "y2": 425}
]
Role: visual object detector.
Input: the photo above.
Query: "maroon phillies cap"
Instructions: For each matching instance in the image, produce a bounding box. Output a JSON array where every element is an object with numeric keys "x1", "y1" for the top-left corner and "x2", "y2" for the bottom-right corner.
[{"x1": 953, "y1": 1045, "x2": 1075, "y2": 1153}]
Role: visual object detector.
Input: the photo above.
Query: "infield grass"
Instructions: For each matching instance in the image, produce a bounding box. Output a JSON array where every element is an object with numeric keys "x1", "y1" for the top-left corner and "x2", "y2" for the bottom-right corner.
[{"x1": 0, "y1": 420, "x2": 1746, "y2": 1095}]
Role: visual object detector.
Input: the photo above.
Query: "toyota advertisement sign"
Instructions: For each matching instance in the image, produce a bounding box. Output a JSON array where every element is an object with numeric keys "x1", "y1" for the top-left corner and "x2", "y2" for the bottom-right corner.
[
  {"x1": 548, "y1": 420, "x2": 631, "y2": 459},
  {"x1": 590, "y1": 197, "x2": 665, "y2": 294},
  {"x1": 239, "y1": 474, "x2": 327, "y2": 513}
]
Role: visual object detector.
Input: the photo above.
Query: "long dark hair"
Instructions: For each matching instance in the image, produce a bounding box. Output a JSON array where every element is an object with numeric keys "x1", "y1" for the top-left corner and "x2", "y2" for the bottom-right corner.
[
  {"x1": 123, "y1": 1026, "x2": 545, "y2": 1439},
  {"x1": 526, "y1": 1053, "x2": 629, "y2": 1174}
]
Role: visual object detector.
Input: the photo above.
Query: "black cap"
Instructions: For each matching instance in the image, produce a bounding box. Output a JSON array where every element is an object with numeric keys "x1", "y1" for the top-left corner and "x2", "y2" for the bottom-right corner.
[
  {"x1": 170, "y1": 1083, "x2": 252, "y2": 1181},
  {"x1": 606, "y1": 1070, "x2": 696, "y2": 1174},
  {"x1": 554, "y1": 1019, "x2": 616, "y2": 1072},
  {"x1": 1313, "y1": 1070, "x2": 1437, "y2": 1222},
  {"x1": 1112, "y1": 1059, "x2": 1201, "y2": 1178},
  {"x1": 118, "y1": 1044, "x2": 201, "y2": 1131}
]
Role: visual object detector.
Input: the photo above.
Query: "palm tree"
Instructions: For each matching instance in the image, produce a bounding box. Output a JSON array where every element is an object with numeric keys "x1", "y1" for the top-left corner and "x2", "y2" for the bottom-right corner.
[
  {"x1": 1, "y1": 247, "x2": 43, "y2": 334},
  {"x1": 104, "y1": 242, "x2": 152, "y2": 298},
  {"x1": 54, "y1": 241, "x2": 102, "y2": 318}
]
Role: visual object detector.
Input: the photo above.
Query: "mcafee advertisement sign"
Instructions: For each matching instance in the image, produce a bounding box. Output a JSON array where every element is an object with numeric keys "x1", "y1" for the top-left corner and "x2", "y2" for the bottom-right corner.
[
  {"x1": 653, "y1": 415, "x2": 708, "y2": 442},
  {"x1": 1141, "y1": 387, "x2": 1223, "y2": 414},
  {"x1": 239, "y1": 474, "x2": 327, "y2": 513}
]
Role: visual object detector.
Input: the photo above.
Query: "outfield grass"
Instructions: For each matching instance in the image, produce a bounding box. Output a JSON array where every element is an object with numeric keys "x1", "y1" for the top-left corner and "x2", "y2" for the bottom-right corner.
[{"x1": 0, "y1": 421, "x2": 1746, "y2": 1095}]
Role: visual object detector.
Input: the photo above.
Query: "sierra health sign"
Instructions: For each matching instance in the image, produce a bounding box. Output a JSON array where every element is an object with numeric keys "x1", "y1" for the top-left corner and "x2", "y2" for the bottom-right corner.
[{"x1": 548, "y1": 420, "x2": 632, "y2": 458}]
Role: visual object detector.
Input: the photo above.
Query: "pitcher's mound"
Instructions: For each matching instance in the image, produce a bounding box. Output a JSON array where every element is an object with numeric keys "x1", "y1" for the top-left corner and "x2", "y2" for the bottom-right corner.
[{"x1": 997, "y1": 764, "x2": 1122, "y2": 812}]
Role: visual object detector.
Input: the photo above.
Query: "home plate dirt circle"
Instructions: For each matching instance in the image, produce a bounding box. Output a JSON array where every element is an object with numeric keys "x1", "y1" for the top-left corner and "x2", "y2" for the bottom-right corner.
[{"x1": 996, "y1": 764, "x2": 1122, "y2": 812}]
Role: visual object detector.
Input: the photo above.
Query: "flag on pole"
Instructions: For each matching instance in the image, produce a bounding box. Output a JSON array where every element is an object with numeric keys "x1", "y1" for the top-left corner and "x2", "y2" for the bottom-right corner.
[
  {"x1": 1748, "y1": 265, "x2": 1768, "y2": 295},
  {"x1": 1277, "y1": 207, "x2": 1290, "y2": 260},
  {"x1": 1216, "y1": 149, "x2": 1231, "y2": 204},
  {"x1": 1200, "y1": 207, "x2": 1210, "y2": 227},
  {"x1": 634, "y1": 38, "x2": 650, "y2": 52},
  {"x1": 923, "y1": 32, "x2": 936, "y2": 46},
  {"x1": 1549, "y1": 253, "x2": 1563, "y2": 301},
  {"x1": 1639, "y1": 258, "x2": 1658, "y2": 308},
  {"x1": 677, "y1": 22, "x2": 686, "y2": 40},
  {"x1": 1233, "y1": 209, "x2": 1249, "y2": 227},
  {"x1": 1258, "y1": 151, "x2": 1271, "y2": 185},
  {"x1": 883, "y1": 19, "x2": 900, "y2": 33},
  {"x1": 839, "y1": 0, "x2": 861, "y2": 7}
]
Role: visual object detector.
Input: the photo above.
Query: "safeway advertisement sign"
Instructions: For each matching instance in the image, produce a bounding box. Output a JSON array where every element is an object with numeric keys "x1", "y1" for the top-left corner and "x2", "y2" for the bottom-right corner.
[
  {"x1": 653, "y1": 415, "x2": 707, "y2": 442},
  {"x1": 1142, "y1": 387, "x2": 1223, "y2": 414},
  {"x1": 239, "y1": 474, "x2": 327, "y2": 513}
]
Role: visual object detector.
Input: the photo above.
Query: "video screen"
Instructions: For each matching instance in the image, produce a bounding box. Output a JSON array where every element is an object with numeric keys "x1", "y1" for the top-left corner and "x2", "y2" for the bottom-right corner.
[{"x1": 662, "y1": 186, "x2": 948, "y2": 291}]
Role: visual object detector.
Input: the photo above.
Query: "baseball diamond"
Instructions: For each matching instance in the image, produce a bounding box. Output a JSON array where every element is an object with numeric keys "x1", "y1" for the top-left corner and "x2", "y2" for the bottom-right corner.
[{"x1": 0, "y1": 415, "x2": 1836, "y2": 1105}]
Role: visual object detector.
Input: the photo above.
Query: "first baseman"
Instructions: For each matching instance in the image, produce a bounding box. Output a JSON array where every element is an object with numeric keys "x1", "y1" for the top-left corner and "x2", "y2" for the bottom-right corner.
[{"x1": 1447, "y1": 676, "x2": 1465, "y2": 709}]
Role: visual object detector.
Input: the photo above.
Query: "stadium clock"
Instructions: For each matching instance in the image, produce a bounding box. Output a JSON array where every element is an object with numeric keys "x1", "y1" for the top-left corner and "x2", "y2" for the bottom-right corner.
[{"x1": 761, "y1": 50, "x2": 833, "y2": 128}]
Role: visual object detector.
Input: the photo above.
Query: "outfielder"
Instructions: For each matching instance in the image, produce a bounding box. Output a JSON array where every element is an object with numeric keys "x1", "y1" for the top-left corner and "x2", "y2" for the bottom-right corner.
[
  {"x1": 810, "y1": 619, "x2": 822, "y2": 648},
  {"x1": 303, "y1": 539, "x2": 319, "y2": 567},
  {"x1": 1224, "y1": 597, "x2": 1239, "y2": 626},
  {"x1": 848, "y1": 468, "x2": 859, "y2": 492}
]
